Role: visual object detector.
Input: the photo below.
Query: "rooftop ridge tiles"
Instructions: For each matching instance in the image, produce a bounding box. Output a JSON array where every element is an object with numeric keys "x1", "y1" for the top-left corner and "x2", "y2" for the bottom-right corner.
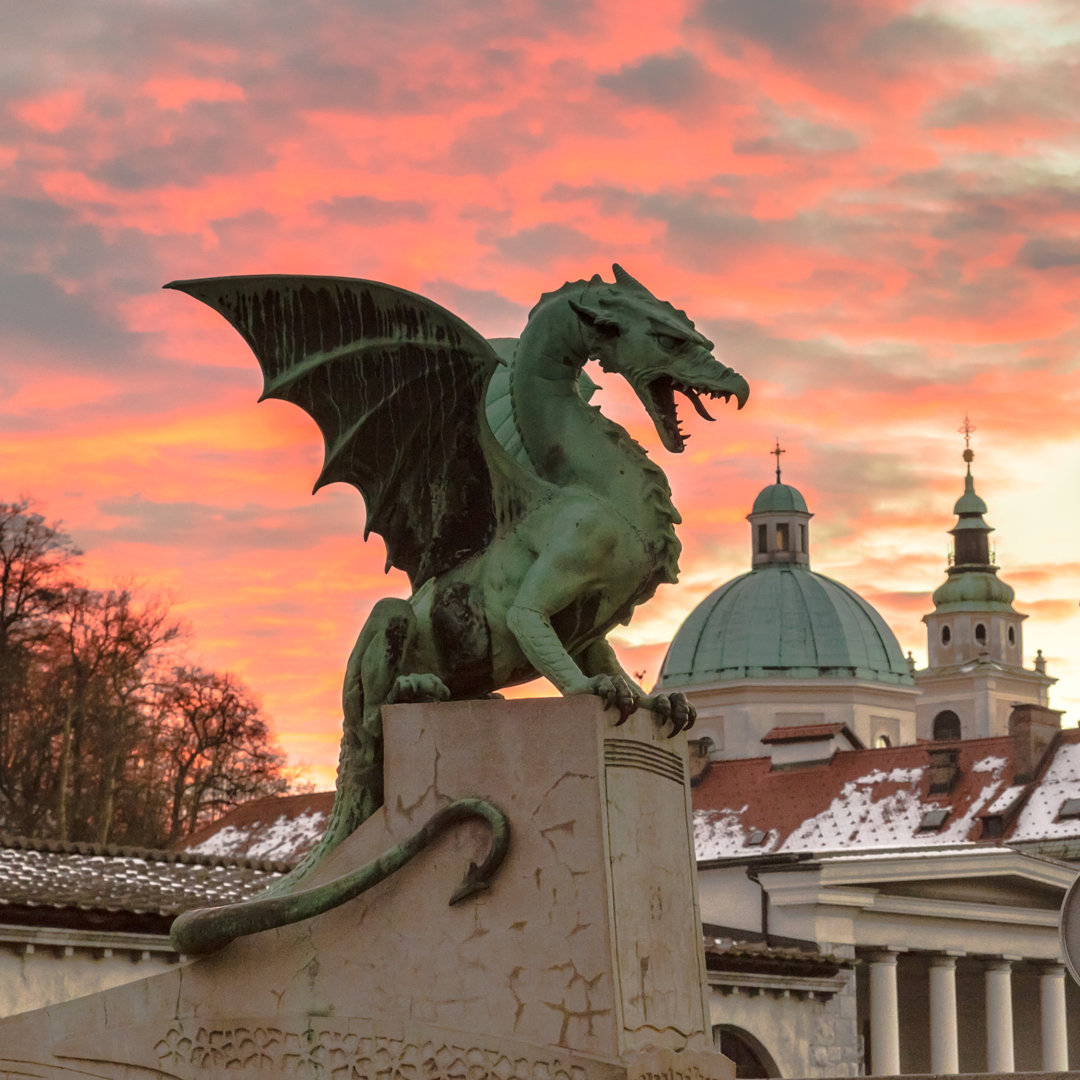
[
  {"x1": 697, "y1": 732, "x2": 1018, "y2": 774},
  {"x1": 0, "y1": 833, "x2": 294, "y2": 874}
]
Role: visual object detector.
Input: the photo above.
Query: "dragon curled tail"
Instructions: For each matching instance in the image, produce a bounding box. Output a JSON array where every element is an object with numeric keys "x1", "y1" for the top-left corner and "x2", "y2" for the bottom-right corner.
[{"x1": 171, "y1": 798, "x2": 510, "y2": 956}]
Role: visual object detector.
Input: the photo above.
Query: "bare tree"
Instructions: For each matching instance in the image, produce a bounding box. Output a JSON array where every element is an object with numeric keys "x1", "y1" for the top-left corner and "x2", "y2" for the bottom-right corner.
[
  {"x1": 154, "y1": 666, "x2": 290, "y2": 846},
  {"x1": 49, "y1": 586, "x2": 180, "y2": 843},
  {"x1": 0, "y1": 500, "x2": 81, "y2": 830},
  {"x1": 0, "y1": 499, "x2": 299, "y2": 848}
]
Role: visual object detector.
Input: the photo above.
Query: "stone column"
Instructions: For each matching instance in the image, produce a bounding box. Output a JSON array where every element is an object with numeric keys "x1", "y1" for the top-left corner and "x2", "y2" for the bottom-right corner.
[
  {"x1": 928, "y1": 954, "x2": 959, "y2": 1074},
  {"x1": 867, "y1": 950, "x2": 901, "y2": 1076},
  {"x1": 1039, "y1": 963, "x2": 1069, "y2": 1071},
  {"x1": 984, "y1": 959, "x2": 1015, "y2": 1073}
]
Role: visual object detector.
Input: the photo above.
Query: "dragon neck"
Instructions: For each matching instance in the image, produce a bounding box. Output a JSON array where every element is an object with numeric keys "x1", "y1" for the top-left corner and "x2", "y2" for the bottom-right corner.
[{"x1": 509, "y1": 296, "x2": 682, "y2": 583}]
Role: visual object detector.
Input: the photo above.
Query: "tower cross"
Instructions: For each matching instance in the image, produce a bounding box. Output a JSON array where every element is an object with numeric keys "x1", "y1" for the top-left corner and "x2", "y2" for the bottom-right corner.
[
  {"x1": 772, "y1": 439, "x2": 785, "y2": 483},
  {"x1": 958, "y1": 415, "x2": 976, "y2": 472},
  {"x1": 958, "y1": 414, "x2": 976, "y2": 449}
]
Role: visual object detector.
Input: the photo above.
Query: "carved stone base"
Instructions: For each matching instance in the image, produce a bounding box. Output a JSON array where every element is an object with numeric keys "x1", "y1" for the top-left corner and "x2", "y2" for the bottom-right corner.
[{"x1": 0, "y1": 697, "x2": 733, "y2": 1080}]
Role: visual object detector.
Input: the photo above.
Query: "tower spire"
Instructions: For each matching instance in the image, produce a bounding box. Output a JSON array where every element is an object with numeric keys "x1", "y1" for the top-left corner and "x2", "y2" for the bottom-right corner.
[
  {"x1": 772, "y1": 438, "x2": 785, "y2": 484},
  {"x1": 947, "y1": 416, "x2": 993, "y2": 570}
]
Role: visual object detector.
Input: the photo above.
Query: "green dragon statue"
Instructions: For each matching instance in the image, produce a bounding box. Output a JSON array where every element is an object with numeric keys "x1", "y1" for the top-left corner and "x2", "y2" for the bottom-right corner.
[{"x1": 165, "y1": 266, "x2": 747, "y2": 953}]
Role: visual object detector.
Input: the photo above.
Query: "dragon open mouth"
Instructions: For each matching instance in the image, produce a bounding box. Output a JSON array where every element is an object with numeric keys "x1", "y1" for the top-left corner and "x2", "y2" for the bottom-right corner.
[{"x1": 645, "y1": 373, "x2": 748, "y2": 453}]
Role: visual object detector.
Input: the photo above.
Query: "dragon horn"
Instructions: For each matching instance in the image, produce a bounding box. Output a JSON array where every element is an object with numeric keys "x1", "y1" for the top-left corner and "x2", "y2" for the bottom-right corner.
[{"x1": 612, "y1": 264, "x2": 650, "y2": 293}]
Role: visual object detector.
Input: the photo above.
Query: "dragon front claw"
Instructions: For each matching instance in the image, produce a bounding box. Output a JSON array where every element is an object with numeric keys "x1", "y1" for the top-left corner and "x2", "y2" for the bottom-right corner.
[
  {"x1": 585, "y1": 674, "x2": 639, "y2": 725},
  {"x1": 666, "y1": 691, "x2": 696, "y2": 735},
  {"x1": 639, "y1": 692, "x2": 696, "y2": 737}
]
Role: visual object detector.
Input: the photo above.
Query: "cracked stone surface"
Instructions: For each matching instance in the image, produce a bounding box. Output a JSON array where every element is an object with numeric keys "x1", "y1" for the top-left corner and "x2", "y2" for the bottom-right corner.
[{"x1": 0, "y1": 697, "x2": 728, "y2": 1079}]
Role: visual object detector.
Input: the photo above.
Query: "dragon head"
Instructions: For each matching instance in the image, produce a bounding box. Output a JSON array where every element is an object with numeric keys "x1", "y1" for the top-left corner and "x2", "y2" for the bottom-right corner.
[{"x1": 568, "y1": 264, "x2": 749, "y2": 453}]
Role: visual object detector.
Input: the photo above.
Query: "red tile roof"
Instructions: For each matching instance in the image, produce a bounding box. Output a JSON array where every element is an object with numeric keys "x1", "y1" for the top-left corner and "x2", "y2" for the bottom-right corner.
[{"x1": 693, "y1": 728, "x2": 1080, "y2": 860}]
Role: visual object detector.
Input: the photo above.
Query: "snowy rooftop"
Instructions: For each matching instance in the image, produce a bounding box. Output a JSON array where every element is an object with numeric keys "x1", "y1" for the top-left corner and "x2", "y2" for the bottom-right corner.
[
  {"x1": 181, "y1": 791, "x2": 332, "y2": 862},
  {"x1": 1011, "y1": 740, "x2": 1080, "y2": 841},
  {"x1": 0, "y1": 835, "x2": 287, "y2": 920},
  {"x1": 693, "y1": 728, "x2": 1080, "y2": 861}
]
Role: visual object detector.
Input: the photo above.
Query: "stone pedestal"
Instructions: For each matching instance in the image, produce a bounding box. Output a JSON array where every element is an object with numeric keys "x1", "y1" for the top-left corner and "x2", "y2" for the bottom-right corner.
[{"x1": 0, "y1": 697, "x2": 732, "y2": 1080}]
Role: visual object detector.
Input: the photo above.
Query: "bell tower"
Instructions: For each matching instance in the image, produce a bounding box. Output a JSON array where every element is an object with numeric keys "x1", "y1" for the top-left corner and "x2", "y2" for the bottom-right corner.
[{"x1": 915, "y1": 420, "x2": 1055, "y2": 740}]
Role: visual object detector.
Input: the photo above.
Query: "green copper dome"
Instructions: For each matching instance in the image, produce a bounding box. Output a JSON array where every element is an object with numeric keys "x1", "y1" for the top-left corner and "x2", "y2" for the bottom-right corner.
[
  {"x1": 752, "y1": 482, "x2": 809, "y2": 514},
  {"x1": 932, "y1": 571, "x2": 1015, "y2": 612},
  {"x1": 953, "y1": 475, "x2": 988, "y2": 516},
  {"x1": 659, "y1": 565, "x2": 914, "y2": 687}
]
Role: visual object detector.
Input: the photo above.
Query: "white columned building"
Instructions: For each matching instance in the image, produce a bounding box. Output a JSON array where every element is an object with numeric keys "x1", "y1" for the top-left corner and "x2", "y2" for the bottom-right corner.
[{"x1": 696, "y1": 847, "x2": 1078, "y2": 1076}]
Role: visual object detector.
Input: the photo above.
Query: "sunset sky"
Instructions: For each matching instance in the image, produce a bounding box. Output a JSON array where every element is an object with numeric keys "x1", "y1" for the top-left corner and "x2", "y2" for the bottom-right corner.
[{"x1": 4, "y1": 0, "x2": 1079, "y2": 787}]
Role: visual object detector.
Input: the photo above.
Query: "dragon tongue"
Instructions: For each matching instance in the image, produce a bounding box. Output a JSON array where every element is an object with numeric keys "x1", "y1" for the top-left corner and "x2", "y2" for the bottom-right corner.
[{"x1": 681, "y1": 386, "x2": 715, "y2": 422}]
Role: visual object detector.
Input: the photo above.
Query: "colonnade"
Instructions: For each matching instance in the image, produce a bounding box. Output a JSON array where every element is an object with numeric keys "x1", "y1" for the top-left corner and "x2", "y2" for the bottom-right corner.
[{"x1": 865, "y1": 950, "x2": 1069, "y2": 1074}]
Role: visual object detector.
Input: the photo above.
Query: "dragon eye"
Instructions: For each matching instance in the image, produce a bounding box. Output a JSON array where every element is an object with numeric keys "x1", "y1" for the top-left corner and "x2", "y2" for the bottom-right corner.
[{"x1": 654, "y1": 333, "x2": 682, "y2": 350}]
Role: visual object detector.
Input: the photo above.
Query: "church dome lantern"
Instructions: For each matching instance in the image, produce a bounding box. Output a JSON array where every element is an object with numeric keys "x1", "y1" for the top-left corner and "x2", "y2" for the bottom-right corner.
[{"x1": 747, "y1": 441, "x2": 813, "y2": 569}]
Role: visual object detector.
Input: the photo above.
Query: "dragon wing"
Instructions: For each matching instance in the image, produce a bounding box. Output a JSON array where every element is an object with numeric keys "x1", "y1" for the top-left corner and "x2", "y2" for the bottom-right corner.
[{"x1": 165, "y1": 274, "x2": 520, "y2": 589}]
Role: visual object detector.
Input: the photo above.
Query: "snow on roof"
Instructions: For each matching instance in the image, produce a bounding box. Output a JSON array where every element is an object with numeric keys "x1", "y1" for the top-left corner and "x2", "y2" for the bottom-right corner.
[
  {"x1": 984, "y1": 784, "x2": 1026, "y2": 816},
  {"x1": 181, "y1": 791, "x2": 333, "y2": 862},
  {"x1": 0, "y1": 835, "x2": 285, "y2": 918},
  {"x1": 693, "y1": 736, "x2": 1036, "y2": 861},
  {"x1": 1010, "y1": 735, "x2": 1080, "y2": 842},
  {"x1": 694, "y1": 807, "x2": 781, "y2": 860}
]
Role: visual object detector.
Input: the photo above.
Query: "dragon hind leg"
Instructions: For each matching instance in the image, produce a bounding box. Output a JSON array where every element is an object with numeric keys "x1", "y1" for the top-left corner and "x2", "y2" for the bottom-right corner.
[
  {"x1": 263, "y1": 597, "x2": 418, "y2": 896},
  {"x1": 386, "y1": 672, "x2": 451, "y2": 704}
]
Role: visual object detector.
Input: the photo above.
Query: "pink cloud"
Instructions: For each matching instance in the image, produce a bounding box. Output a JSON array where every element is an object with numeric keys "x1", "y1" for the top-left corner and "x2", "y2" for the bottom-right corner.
[{"x1": 11, "y1": 88, "x2": 86, "y2": 134}]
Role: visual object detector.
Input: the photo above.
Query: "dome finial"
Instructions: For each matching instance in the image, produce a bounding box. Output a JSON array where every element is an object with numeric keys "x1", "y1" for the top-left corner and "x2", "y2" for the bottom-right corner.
[
  {"x1": 772, "y1": 438, "x2": 785, "y2": 484},
  {"x1": 958, "y1": 414, "x2": 976, "y2": 475}
]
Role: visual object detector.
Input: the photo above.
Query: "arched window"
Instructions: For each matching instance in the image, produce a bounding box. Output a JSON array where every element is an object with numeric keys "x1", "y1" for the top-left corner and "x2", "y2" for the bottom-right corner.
[
  {"x1": 1008, "y1": 626, "x2": 1016, "y2": 646},
  {"x1": 975, "y1": 623, "x2": 987, "y2": 645},
  {"x1": 941, "y1": 625, "x2": 951, "y2": 645},
  {"x1": 933, "y1": 710, "x2": 962, "y2": 741},
  {"x1": 875, "y1": 733, "x2": 892, "y2": 748},
  {"x1": 775, "y1": 523, "x2": 789, "y2": 551},
  {"x1": 713, "y1": 1026, "x2": 780, "y2": 1078}
]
